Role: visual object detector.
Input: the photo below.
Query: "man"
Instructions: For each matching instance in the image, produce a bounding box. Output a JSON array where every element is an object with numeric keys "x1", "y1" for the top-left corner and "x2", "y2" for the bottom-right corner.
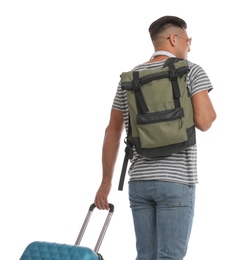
[{"x1": 94, "y1": 15, "x2": 216, "y2": 260}]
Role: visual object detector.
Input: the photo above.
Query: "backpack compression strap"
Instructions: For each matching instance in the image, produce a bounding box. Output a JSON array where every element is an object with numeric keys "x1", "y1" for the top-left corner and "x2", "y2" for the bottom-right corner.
[
  {"x1": 168, "y1": 63, "x2": 181, "y2": 108},
  {"x1": 132, "y1": 71, "x2": 149, "y2": 114}
]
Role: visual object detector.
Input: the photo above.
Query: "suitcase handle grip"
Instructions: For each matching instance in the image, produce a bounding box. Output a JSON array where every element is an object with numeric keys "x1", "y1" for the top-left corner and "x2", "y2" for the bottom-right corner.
[{"x1": 89, "y1": 203, "x2": 114, "y2": 213}]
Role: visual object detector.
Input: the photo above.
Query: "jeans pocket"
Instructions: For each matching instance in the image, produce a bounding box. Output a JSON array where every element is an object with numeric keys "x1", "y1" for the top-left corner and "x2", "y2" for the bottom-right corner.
[{"x1": 156, "y1": 181, "x2": 195, "y2": 207}]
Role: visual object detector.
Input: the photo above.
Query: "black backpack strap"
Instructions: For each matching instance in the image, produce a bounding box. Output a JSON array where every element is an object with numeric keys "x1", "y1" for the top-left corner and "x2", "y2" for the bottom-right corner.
[
  {"x1": 118, "y1": 116, "x2": 133, "y2": 191},
  {"x1": 163, "y1": 57, "x2": 182, "y2": 67},
  {"x1": 118, "y1": 137, "x2": 133, "y2": 191},
  {"x1": 118, "y1": 148, "x2": 129, "y2": 191},
  {"x1": 163, "y1": 58, "x2": 183, "y2": 108},
  {"x1": 168, "y1": 63, "x2": 181, "y2": 108},
  {"x1": 132, "y1": 71, "x2": 149, "y2": 114}
]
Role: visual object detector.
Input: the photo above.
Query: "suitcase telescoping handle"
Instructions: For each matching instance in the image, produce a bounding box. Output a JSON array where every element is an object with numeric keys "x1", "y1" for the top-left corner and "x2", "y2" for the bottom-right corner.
[{"x1": 75, "y1": 203, "x2": 114, "y2": 253}]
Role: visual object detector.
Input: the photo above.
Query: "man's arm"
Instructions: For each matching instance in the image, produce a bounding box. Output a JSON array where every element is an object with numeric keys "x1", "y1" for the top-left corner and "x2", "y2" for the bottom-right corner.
[
  {"x1": 94, "y1": 108, "x2": 124, "y2": 210},
  {"x1": 192, "y1": 90, "x2": 217, "y2": 131}
]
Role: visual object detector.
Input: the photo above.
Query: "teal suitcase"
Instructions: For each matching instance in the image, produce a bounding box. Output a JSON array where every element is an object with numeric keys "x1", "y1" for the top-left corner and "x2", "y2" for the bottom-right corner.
[{"x1": 19, "y1": 203, "x2": 114, "y2": 260}]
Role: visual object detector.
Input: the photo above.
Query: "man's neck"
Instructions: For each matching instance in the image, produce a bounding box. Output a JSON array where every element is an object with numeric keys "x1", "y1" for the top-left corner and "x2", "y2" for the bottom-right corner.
[
  {"x1": 145, "y1": 50, "x2": 175, "y2": 64},
  {"x1": 151, "y1": 50, "x2": 176, "y2": 59}
]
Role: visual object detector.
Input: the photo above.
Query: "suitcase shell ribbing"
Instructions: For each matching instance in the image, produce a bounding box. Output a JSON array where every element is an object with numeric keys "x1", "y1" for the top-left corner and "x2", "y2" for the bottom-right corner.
[
  {"x1": 19, "y1": 203, "x2": 114, "y2": 260},
  {"x1": 20, "y1": 242, "x2": 101, "y2": 260}
]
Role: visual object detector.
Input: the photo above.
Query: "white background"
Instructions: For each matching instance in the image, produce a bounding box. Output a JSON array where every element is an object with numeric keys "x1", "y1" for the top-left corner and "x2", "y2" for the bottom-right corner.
[{"x1": 0, "y1": 1, "x2": 239, "y2": 259}]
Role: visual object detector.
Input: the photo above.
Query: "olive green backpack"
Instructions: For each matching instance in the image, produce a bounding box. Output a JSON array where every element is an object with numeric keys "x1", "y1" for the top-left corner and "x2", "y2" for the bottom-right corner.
[{"x1": 118, "y1": 58, "x2": 196, "y2": 190}]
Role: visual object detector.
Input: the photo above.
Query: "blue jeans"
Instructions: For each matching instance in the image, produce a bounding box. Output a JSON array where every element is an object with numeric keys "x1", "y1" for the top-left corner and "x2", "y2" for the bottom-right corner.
[{"x1": 129, "y1": 180, "x2": 195, "y2": 260}]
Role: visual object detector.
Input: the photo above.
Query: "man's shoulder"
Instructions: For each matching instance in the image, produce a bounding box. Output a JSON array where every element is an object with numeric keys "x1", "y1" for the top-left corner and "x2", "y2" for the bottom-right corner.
[
  {"x1": 187, "y1": 60, "x2": 202, "y2": 69},
  {"x1": 186, "y1": 60, "x2": 208, "y2": 77},
  {"x1": 128, "y1": 60, "x2": 204, "y2": 74}
]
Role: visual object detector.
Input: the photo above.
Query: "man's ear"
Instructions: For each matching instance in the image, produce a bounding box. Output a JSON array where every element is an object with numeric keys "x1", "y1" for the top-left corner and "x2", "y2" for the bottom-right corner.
[{"x1": 168, "y1": 34, "x2": 176, "y2": 46}]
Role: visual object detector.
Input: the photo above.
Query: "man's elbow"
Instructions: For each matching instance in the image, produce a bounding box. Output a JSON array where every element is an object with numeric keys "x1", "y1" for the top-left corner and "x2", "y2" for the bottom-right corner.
[{"x1": 194, "y1": 112, "x2": 217, "y2": 132}]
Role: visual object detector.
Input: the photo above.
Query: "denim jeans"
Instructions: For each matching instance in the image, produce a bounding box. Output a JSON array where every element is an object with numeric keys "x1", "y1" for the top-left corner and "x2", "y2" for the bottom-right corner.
[{"x1": 129, "y1": 180, "x2": 195, "y2": 260}]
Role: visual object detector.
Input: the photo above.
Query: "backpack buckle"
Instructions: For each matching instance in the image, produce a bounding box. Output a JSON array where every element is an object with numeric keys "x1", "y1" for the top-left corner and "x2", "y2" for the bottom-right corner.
[
  {"x1": 132, "y1": 79, "x2": 141, "y2": 91},
  {"x1": 169, "y1": 70, "x2": 178, "y2": 80}
]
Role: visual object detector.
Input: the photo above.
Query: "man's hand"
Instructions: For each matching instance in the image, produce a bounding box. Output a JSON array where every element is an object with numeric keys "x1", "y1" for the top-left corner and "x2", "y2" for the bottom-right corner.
[{"x1": 94, "y1": 182, "x2": 112, "y2": 210}]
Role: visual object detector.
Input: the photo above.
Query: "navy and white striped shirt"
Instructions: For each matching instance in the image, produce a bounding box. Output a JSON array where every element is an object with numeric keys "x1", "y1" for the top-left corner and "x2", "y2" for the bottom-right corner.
[{"x1": 113, "y1": 60, "x2": 213, "y2": 185}]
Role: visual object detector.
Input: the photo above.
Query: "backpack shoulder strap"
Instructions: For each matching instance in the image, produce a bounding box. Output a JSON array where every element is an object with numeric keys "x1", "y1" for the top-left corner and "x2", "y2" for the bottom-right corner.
[{"x1": 163, "y1": 57, "x2": 183, "y2": 67}]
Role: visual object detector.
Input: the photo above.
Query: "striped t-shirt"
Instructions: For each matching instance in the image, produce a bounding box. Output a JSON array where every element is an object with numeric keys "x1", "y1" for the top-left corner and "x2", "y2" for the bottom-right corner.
[{"x1": 113, "y1": 60, "x2": 213, "y2": 185}]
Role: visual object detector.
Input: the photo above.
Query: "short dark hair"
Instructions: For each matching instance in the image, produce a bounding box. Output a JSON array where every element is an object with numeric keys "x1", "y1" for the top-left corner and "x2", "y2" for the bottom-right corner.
[{"x1": 149, "y1": 16, "x2": 187, "y2": 41}]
